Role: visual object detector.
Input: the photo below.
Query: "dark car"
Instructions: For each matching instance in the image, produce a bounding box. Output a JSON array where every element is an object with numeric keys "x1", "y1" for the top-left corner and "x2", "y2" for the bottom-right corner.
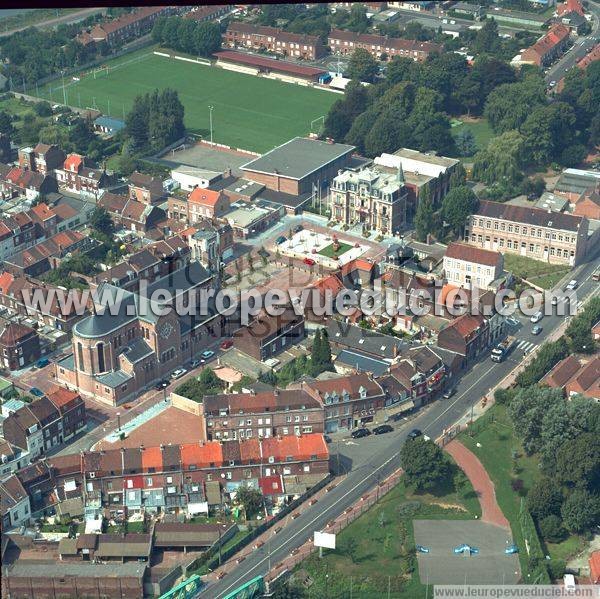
[
  {"x1": 35, "y1": 358, "x2": 50, "y2": 368},
  {"x1": 323, "y1": 435, "x2": 332, "y2": 444},
  {"x1": 30, "y1": 387, "x2": 45, "y2": 397},
  {"x1": 351, "y1": 428, "x2": 371, "y2": 439},
  {"x1": 154, "y1": 379, "x2": 169, "y2": 390},
  {"x1": 275, "y1": 236, "x2": 287, "y2": 244},
  {"x1": 442, "y1": 388, "x2": 456, "y2": 399},
  {"x1": 408, "y1": 428, "x2": 423, "y2": 440},
  {"x1": 373, "y1": 424, "x2": 393, "y2": 435}
]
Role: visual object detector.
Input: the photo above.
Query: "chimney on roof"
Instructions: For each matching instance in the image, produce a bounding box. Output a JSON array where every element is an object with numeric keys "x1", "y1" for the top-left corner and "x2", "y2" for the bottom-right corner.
[{"x1": 273, "y1": 388, "x2": 279, "y2": 396}]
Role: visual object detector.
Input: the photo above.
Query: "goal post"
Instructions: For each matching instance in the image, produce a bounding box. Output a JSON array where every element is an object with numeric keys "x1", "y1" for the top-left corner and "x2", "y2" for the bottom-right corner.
[{"x1": 311, "y1": 115, "x2": 325, "y2": 135}]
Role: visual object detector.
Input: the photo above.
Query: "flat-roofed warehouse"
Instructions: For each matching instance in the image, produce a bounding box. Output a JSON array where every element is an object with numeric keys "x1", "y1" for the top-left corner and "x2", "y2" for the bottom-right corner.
[{"x1": 241, "y1": 137, "x2": 356, "y2": 196}]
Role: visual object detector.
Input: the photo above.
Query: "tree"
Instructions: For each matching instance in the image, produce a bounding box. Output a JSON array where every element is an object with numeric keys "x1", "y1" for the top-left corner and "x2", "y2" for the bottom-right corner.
[
  {"x1": 34, "y1": 101, "x2": 53, "y2": 118},
  {"x1": 526, "y1": 478, "x2": 563, "y2": 520},
  {"x1": 0, "y1": 111, "x2": 14, "y2": 137},
  {"x1": 520, "y1": 176, "x2": 545, "y2": 198},
  {"x1": 555, "y1": 433, "x2": 600, "y2": 491},
  {"x1": 0, "y1": 134, "x2": 11, "y2": 163},
  {"x1": 441, "y1": 186, "x2": 478, "y2": 236},
  {"x1": 194, "y1": 22, "x2": 221, "y2": 57},
  {"x1": 561, "y1": 489, "x2": 600, "y2": 533},
  {"x1": 566, "y1": 297, "x2": 600, "y2": 353},
  {"x1": 515, "y1": 339, "x2": 568, "y2": 388},
  {"x1": 89, "y1": 206, "x2": 115, "y2": 237},
  {"x1": 521, "y1": 103, "x2": 576, "y2": 166},
  {"x1": 539, "y1": 515, "x2": 567, "y2": 544},
  {"x1": 414, "y1": 186, "x2": 437, "y2": 242},
  {"x1": 348, "y1": 48, "x2": 379, "y2": 83},
  {"x1": 400, "y1": 437, "x2": 451, "y2": 491},
  {"x1": 455, "y1": 129, "x2": 477, "y2": 157},
  {"x1": 311, "y1": 328, "x2": 322, "y2": 375},
  {"x1": 318, "y1": 328, "x2": 334, "y2": 373},
  {"x1": 560, "y1": 144, "x2": 587, "y2": 168},
  {"x1": 472, "y1": 18, "x2": 501, "y2": 56},
  {"x1": 484, "y1": 77, "x2": 546, "y2": 134},
  {"x1": 508, "y1": 386, "x2": 564, "y2": 455},
  {"x1": 236, "y1": 485, "x2": 264, "y2": 519},
  {"x1": 472, "y1": 130, "x2": 525, "y2": 186}
]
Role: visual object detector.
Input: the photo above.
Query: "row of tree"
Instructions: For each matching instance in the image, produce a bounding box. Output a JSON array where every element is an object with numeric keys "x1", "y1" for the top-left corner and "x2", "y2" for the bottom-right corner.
[
  {"x1": 151, "y1": 16, "x2": 222, "y2": 58},
  {"x1": 125, "y1": 88, "x2": 185, "y2": 153},
  {"x1": 0, "y1": 10, "x2": 120, "y2": 87}
]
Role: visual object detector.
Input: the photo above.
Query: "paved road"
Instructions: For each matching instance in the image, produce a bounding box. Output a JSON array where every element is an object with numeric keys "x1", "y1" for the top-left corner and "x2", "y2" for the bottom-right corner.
[
  {"x1": 546, "y1": 0, "x2": 600, "y2": 84},
  {"x1": 0, "y1": 8, "x2": 106, "y2": 38},
  {"x1": 202, "y1": 255, "x2": 600, "y2": 598}
]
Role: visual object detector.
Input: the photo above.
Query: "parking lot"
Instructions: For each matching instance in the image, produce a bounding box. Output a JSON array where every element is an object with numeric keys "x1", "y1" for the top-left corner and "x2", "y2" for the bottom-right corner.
[{"x1": 414, "y1": 520, "x2": 520, "y2": 585}]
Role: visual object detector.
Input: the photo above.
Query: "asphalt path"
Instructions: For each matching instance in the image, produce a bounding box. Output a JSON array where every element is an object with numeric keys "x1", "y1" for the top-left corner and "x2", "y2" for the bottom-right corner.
[{"x1": 203, "y1": 256, "x2": 600, "y2": 597}]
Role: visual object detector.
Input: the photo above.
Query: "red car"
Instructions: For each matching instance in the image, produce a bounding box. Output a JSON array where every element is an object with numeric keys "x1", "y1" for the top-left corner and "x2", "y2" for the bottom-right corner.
[
  {"x1": 303, "y1": 257, "x2": 316, "y2": 266},
  {"x1": 220, "y1": 339, "x2": 233, "y2": 350}
]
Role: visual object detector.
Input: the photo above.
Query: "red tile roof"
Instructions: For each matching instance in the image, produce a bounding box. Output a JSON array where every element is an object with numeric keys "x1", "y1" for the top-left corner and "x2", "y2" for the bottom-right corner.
[
  {"x1": 447, "y1": 314, "x2": 485, "y2": 339},
  {"x1": 64, "y1": 153, "x2": 83, "y2": 173},
  {"x1": 180, "y1": 442, "x2": 223, "y2": 469},
  {"x1": 239, "y1": 438, "x2": 261, "y2": 463},
  {"x1": 445, "y1": 242, "x2": 501, "y2": 267},
  {"x1": 341, "y1": 258, "x2": 374, "y2": 276},
  {"x1": 590, "y1": 550, "x2": 600, "y2": 584},
  {"x1": 30, "y1": 203, "x2": 55, "y2": 221},
  {"x1": 0, "y1": 271, "x2": 15, "y2": 294},
  {"x1": 214, "y1": 50, "x2": 327, "y2": 78},
  {"x1": 141, "y1": 446, "x2": 163, "y2": 473},
  {"x1": 558, "y1": 0, "x2": 584, "y2": 16},
  {"x1": 259, "y1": 475, "x2": 284, "y2": 496},
  {"x1": 542, "y1": 355, "x2": 582, "y2": 387},
  {"x1": 188, "y1": 188, "x2": 224, "y2": 207},
  {"x1": 46, "y1": 387, "x2": 80, "y2": 409},
  {"x1": 528, "y1": 23, "x2": 571, "y2": 60}
]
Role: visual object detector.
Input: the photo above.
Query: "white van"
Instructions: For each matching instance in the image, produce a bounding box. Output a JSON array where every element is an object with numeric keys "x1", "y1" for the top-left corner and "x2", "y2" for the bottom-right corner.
[{"x1": 530, "y1": 311, "x2": 543, "y2": 324}]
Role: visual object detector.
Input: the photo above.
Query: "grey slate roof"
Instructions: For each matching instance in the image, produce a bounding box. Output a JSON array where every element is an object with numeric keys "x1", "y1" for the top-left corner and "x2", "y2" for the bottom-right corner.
[
  {"x1": 241, "y1": 137, "x2": 355, "y2": 180},
  {"x1": 5, "y1": 561, "x2": 146, "y2": 579},
  {"x1": 120, "y1": 338, "x2": 154, "y2": 364},
  {"x1": 95, "y1": 370, "x2": 133, "y2": 388},
  {"x1": 327, "y1": 320, "x2": 408, "y2": 360},
  {"x1": 335, "y1": 349, "x2": 391, "y2": 376}
]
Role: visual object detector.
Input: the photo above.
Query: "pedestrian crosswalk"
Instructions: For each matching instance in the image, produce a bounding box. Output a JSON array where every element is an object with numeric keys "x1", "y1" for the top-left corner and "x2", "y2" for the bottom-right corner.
[{"x1": 516, "y1": 340, "x2": 537, "y2": 353}]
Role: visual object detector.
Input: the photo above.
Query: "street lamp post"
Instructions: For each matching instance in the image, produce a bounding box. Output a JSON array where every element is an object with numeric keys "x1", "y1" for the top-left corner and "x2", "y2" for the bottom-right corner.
[
  {"x1": 116, "y1": 412, "x2": 121, "y2": 432},
  {"x1": 61, "y1": 70, "x2": 67, "y2": 105},
  {"x1": 209, "y1": 105, "x2": 214, "y2": 144}
]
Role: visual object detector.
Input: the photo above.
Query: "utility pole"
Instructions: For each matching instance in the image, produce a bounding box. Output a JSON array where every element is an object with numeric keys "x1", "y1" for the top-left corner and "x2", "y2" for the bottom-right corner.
[
  {"x1": 107, "y1": 98, "x2": 110, "y2": 116},
  {"x1": 116, "y1": 412, "x2": 121, "y2": 432},
  {"x1": 61, "y1": 70, "x2": 67, "y2": 105},
  {"x1": 209, "y1": 105, "x2": 214, "y2": 144}
]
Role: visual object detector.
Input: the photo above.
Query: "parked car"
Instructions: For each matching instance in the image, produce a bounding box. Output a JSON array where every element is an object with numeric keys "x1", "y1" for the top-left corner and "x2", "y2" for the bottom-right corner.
[
  {"x1": 35, "y1": 358, "x2": 50, "y2": 368},
  {"x1": 324, "y1": 435, "x2": 332, "y2": 444},
  {"x1": 530, "y1": 311, "x2": 543, "y2": 324},
  {"x1": 294, "y1": 224, "x2": 303, "y2": 233},
  {"x1": 532, "y1": 325, "x2": 542, "y2": 335},
  {"x1": 155, "y1": 379, "x2": 170, "y2": 390},
  {"x1": 171, "y1": 368, "x2": 187, "y2": 379},
  {"x1": 351, "y1": 428, "x2": 371, "y2": 439},
  {"x1": 201, "y1": 350, "x2": 215, "y2": 361},
  {"x1": 303, "y1": 257, "x2": 316, "y2": 266},
  {"x1": 275, "y1": 236, "x2": 287, "y2": 245},
  {"x1": 373, "y1": 424, "x2": 393, "y2": 435},
  {"x1": 30, "y1": 387, "x2": 45, "y2": 397},
  {"x1": 220, "y1": 340, "x2": 233, "y2": 350},
  {"x1": 190, "y1": 360, "x2": 201, "y2": 368},
  {"x1": 442, "y1": 388, "x2": 456, "y2": 399},
  {"x1": 408, "y1": 428, "x2": 423, "y2": 440},
  {"x1": 565, "y1": 279, "x2": 578, "y2": 291}
]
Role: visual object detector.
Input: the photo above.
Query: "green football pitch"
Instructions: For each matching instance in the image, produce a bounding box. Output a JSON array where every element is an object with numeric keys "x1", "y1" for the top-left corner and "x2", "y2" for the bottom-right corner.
[{"x1": 38, "y1": 49, "x2": 337, "y2": 154}]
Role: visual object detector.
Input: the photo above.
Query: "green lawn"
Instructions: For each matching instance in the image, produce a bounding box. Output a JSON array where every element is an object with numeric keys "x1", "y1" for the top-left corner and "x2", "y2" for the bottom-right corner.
[
  {"x1": 37, "y1": 47, "x2": 337, "y2": 153},
  {"x1": 298, "y1": 472, "x2": 480, "y2": 599},
  {"x1": 451, "y1": 117, "x2": 495, "y2": 157},
  {"x1": 318, "y1": 241, "x2": 353, "y2": 258},
  {"x1": 503, "y1": 253, "x2": 570, "y2": 290}
]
